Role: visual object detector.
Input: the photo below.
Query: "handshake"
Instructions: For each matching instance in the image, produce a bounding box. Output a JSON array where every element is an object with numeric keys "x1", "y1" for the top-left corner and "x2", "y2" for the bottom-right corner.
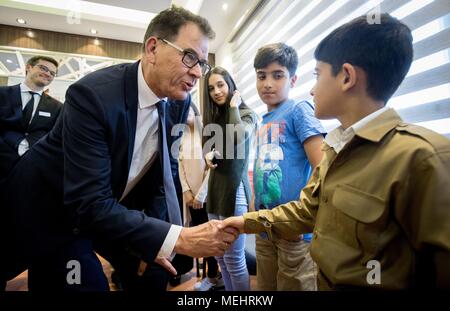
[
  {"x1": 174, "y1": 217, "x2": 245, "y2": 258},
  {"x1": 145, "y1": 217, "x2": 247, "y2": 276}
]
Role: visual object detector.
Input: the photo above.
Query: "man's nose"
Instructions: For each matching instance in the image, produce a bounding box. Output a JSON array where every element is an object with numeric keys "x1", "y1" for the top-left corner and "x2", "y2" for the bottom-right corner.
[{"x1": 189, "y1": 63, "x2": 202, "y2": 79}]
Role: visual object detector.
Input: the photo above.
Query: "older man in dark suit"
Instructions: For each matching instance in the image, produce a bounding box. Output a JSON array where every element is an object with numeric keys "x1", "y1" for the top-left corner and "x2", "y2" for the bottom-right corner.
[{"x1": 2, "y1": 6, "x2": 237, "y2": 291}]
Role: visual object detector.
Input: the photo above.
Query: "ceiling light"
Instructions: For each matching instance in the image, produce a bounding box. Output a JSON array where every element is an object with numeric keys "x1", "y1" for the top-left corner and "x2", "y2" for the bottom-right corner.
[
  {"x1": 27, "y1": 30, "x2": 35, "y2": 38},
  {"x1": 222, "y1": 3, "x2": 228, "y2": 11},
  {"x1": 185, "y1": 0, "x2": 203, "y2": 14},
  {"x1": 16, "y1": 18, "x2": 26, "y2": 24},
  {"x1": 12, "y1": 0, "x2": 154, "y2": 28},
  {"x1": 90, "y1": 28, "x2": 97, "y2": 35},
  {"x1": 6, "y1": 59, "x2": 13, "y2": 63}
]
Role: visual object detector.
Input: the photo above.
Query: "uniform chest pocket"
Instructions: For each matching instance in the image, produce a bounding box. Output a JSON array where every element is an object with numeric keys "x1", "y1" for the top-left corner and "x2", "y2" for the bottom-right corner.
[
  {"x1": 333, "y1": 184, "x2": 385, "y2": 223},
  {"x1": 332, "y1": 184, "x2": 387, "y2": 255}
]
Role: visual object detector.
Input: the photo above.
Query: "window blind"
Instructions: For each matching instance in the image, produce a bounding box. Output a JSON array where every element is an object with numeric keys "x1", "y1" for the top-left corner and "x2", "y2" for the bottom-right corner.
[{"x1": 229, "y1": 0, "x2": 450, "y2": 138}]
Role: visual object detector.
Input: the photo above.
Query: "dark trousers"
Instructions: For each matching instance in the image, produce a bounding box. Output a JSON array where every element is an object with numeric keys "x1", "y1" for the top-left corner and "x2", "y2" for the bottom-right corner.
[
  {"x1": 0, "y1": 138, "x2": 22, "y2": 290},
  {"x1": 0, "y1": 137, "x2": 20, "y2": 187},
  {"x1": 95, "y1": 241, "x2": 170, "y2": 291},
  {"x1": 0, "y1": 207, "x2": 28, "y2": 291},
  {"x1": 189, "y1": 204, "x2": 218, "y2": 278},
  {"x1": 27, "y1": 238, "x2": 109, "y2": 291}
]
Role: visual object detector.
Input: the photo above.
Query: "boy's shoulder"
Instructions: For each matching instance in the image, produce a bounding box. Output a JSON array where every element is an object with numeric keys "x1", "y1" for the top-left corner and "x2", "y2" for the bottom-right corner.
[
  {"x1": 291, "y1": 100, "x2": 316, "y2": 117},
  {"x1": 283, "y1": 99, "x2": 313, "y2": 111},
  {"x1": 389, "y1": 122, "x2": 450, "y2": 165},
  {"x1": 274, "y1": 99, "x2": 314, "y2": 117},
  {"x1": 394, "y1": 122, "x2": 450, "y2": 153},
  {"x1": 292, "y1": 99, "x2": 314, "y2": 108}
]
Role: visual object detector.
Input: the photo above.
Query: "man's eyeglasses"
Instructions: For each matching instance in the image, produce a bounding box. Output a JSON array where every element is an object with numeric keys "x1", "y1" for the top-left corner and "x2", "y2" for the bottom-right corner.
[
  {"x1": 159, "y1": 38, "x2": 211, "y2": 76},
  {"x1": 35, "y1": 64, "x2": 57, "y2": 77}
]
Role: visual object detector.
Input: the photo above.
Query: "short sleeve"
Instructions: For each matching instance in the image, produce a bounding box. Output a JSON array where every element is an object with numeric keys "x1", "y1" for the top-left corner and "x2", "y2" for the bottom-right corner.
[{"x1": 293, "y1": 101, "x2": 326, "y2": 144}]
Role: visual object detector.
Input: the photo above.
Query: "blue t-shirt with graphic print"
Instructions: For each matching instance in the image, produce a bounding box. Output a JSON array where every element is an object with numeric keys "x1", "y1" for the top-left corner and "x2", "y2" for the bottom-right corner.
[{"x1": 253, "y1": 99, "x2": 326, "y2": 240}]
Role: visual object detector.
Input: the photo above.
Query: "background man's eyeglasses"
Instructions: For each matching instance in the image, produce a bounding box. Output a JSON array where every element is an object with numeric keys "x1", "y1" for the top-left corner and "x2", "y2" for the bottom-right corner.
[{"x1": 35, "y1": 64, "x2": 57, "y2": 77}]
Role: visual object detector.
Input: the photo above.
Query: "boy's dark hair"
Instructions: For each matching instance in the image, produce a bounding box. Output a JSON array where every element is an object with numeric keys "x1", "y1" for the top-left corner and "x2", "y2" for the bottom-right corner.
[
  {"x1": 143, "y1": 5, "x2": 215, "y2": 51},
  {"x1": 254, "y1": 43, "x2": 298, "y2": 76},
  {"x1": 26, "y1": 55, "x2": 59, "y2": 69},
  {"x1": 314, "y1": 13, "x2": 413, "y2": 103}
]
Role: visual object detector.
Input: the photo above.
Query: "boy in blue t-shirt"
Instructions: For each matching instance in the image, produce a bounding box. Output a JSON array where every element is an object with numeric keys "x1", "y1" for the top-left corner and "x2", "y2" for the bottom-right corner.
[{"x1": 253, "y1": 43, "x2": 326, "y2": 290}]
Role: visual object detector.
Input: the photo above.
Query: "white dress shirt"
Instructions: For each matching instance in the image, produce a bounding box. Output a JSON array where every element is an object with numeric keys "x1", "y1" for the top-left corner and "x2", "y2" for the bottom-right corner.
[
  {"x1": 18, "y1": 83, "x2": 43, "y2": 156},
  {"x1": 121, "y1": 62, "x2": 182, "y2": 260},
  {"x1": 325, "y1": 106, "x2": 390, "y2": 154}
]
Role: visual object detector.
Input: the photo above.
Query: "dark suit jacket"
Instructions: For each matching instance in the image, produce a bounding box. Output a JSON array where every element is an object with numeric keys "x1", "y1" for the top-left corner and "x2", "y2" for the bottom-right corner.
[
  {"x1": 0, "y1": 84, "x2": 62, "y2": 181},
  {"x1": 3, "y1": 61, "x2": 190, "y2": 269}
]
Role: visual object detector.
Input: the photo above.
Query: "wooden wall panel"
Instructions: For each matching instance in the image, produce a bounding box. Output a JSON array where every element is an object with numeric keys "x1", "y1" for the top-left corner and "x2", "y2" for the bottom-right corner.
[
  {"x1": 0, "y1": 24, "x2": 216, "y2": 63},
  {"x1": 0, "y1": 24, "x2": 142, "y2": 60},
  {"x1": 0, "y1": 76, "x2": 8, "y2": 86}
]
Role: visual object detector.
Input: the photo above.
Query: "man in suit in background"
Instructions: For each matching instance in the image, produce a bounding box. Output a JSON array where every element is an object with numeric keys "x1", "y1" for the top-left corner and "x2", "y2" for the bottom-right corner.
[
  {"x1": 0, "y1": 55, "x2": 62, "y2": 185},
  {"x1": 2, "y1": 6, "x2": 237, "y2": 291},
  {"x1": 0, "y1": 55, "x2": 61, "y2": 290}
]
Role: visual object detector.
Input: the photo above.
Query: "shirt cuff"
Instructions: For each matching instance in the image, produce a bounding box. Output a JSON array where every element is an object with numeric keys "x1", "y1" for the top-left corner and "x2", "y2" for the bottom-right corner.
[
  {"x1": 244, "y1": 211, "x2": 272, "y2": 235},
  {"x1": 243, "y1": 211, "x2": 265, "y2": 233},
  {"x1": 157, "y1": 224, "x2": 183, "y2": 260}
]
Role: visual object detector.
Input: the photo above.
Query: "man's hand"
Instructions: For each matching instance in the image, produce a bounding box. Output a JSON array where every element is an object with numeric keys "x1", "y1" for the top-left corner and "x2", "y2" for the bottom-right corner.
[
  {"x1": 137, "y1": 257, "x2": 177, "y2": 277},
  {"x1": 174, "y1": 220, "x2": 239, "y2": 258},
  {"x1": 222, "y1": 216, "x2": 245, "y2": 234},
  {"x1": 183, "y1": 190, "x2": 194, "y2": 207}
]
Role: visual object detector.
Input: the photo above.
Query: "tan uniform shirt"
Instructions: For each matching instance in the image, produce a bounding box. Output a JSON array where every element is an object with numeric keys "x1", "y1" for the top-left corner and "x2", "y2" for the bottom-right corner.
[{"x1": 244, "y1": 109, "x2": 450, "y2": 289}]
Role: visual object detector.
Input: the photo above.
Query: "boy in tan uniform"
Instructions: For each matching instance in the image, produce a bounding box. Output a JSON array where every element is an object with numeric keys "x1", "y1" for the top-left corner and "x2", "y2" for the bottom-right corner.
[{"x1": 223, "y1": 13, "x2": 450, "y2": 290}]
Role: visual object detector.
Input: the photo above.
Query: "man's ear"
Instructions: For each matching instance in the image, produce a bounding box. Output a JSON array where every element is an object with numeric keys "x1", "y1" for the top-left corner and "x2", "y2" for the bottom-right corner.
[
  {"x1": 290, "y1": 74, "x2": 297, "y2": 88},
  {"x1": 25, "y1": 64, "x2": 32, "y2": 75},
  {"x1": 340, "y1": 63, "x2": 357, "y2": 92},
  {"x1": 144, "y1": 37, "x2": 158, "y2": 63}
]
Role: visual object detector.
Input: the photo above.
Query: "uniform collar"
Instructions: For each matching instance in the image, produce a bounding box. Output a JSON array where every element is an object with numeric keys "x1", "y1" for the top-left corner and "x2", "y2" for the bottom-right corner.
[
  {"x1": 323, "y1": 107, "x2": 403, "y2": 152},
  {"x1": 354, "y1": 108, "x2": 403, "y2": 142}
]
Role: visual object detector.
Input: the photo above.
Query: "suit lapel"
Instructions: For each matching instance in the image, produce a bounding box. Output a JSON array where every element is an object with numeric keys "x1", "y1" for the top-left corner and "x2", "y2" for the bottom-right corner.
[
  {"x1": 157, "y1": 101, "x2": 164, "y2": 167},
  {"x1": 124, "y1": 61, "x2": 140, "y2": 170},
  {"x1": 11, "y1": 84, "x2": 23, "y2": 119},
  {"x1": 116, "y1": 61, "x2": 139, "y2": 197}
]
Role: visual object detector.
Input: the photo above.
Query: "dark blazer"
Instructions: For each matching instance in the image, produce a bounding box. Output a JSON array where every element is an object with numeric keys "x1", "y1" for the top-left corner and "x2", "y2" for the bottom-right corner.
[
  {"x1": 0, "y1": 84, "x2": 62, "y2": 182},
  {"x1": 3, "y1": 61, "x2": 190, "y2": 268}
]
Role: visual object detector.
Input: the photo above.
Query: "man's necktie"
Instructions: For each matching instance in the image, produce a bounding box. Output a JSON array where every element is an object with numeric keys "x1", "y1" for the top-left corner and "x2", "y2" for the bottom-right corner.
[
  {"x1": 22, "y1": 91, "x2": 37, "y2": 128},
  {"x1": 157, "y1": 100, "x2": 182, "y2": 226}
]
